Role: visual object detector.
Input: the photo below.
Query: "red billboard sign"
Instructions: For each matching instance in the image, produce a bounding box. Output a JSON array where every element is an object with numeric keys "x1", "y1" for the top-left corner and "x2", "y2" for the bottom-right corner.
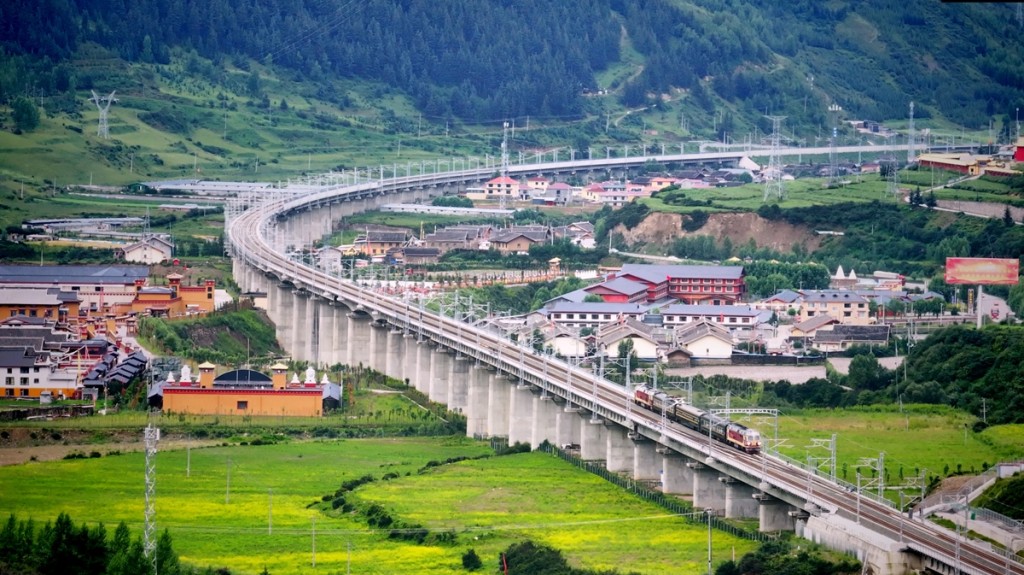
[{"x1": 945, "y1": 258, "x2": 1020, "y2": 285}]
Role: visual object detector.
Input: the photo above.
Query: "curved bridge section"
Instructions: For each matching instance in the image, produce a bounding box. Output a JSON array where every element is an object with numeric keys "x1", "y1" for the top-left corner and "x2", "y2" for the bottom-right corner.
[{"x1": 228, "y1": 161, "x2": 1019, "y2": 575}]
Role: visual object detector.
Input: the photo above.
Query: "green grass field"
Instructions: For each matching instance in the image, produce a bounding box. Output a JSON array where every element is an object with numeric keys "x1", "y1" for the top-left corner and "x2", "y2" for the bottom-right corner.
[
  {"x1": 772, "y1": 406, "x2": 1024, "y2": 485},
  {"x1": 0, "y1": 438, "x2": 756, "y2": 575},
  {"x1": 640, "y1": 174, "x2": 904, "y2": 214}
]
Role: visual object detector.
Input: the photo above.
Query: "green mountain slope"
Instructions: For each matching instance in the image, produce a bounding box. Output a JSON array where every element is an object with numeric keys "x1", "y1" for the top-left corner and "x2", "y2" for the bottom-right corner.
[{"x1": 1, "y1": 0, "x2": 1022, "y2": 193}]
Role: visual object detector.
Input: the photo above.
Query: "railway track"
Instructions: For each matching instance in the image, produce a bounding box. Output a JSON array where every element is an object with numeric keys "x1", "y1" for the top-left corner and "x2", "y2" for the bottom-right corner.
[{"x1": 229, "y1": 192, "x2": 1022, "y2": 575}]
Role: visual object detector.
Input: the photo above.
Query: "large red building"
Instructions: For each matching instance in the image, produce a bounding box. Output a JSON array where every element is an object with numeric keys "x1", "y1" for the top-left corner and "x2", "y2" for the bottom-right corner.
[
  {"x1": 582, "y1": 277, "x2": 648, "y2": 303},
  {"x1": 616, "y1": 264, "x2": 745, "y2": 305}
]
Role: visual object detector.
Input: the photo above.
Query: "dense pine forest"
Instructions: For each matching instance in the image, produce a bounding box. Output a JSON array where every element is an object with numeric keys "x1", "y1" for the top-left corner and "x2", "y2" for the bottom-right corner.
[{"x1": 2, "y1": 0, "x2": 1023, "y2": 130}]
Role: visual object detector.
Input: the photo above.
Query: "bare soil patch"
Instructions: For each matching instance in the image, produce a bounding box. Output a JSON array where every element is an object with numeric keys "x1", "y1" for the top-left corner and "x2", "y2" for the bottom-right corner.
[
  {"x1": 616, "y1": 212, "x2": 822, "y2": 253},
  {"x1": 0, "y1": 427, "x2": 219, "y2": 466}
]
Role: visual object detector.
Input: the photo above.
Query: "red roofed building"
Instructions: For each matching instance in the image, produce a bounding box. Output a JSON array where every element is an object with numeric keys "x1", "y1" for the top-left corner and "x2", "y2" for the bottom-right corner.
[
  {"x1": 617, "y1": 264, "x2": 745, "y2": 305},
  {"x1": 583, "y1": 277, "x2": 649, "y2": 303},
  {"x1": 485, "y1": 176, "x2": 519, "y2": 199},
  {"x1": 1015, "y1": 137, "x2": 1024, "y2": 162}
]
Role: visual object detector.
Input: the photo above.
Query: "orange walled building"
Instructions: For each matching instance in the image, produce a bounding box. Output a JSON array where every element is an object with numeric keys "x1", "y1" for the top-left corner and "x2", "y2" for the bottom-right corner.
[
  {"x1": 0, "y1": 288, "x2": 81, "y2": 324},
  {"x1": 121, "y1": 273, "x2": 216, "y2": 317},
  {"x1": 162, "y1": 363, "x2": 330, "y2": 417}
]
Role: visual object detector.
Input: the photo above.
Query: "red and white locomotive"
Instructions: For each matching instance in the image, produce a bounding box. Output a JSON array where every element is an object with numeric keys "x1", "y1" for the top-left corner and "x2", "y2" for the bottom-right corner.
[{"x1": 634, "y1": 385, "x2": 762, "y2": 454}]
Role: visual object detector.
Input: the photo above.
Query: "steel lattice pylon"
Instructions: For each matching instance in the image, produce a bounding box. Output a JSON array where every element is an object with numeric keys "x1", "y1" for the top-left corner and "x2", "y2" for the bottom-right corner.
[
  {"x1": 89, "y1": 90, "x2": 117, "y2": 139},
  {"x1": 143, "y1": 424, "x2": 160, "y2": 570},
  {"x1": 763, "y1": 116, "x2": 786, "y2": 201}
]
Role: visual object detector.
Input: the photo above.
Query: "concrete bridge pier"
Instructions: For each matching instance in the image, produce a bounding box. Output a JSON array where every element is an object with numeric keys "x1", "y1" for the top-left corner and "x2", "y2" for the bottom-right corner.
[
  {"x1": 333, "y1": 304, "x2": 350, "y2": 367},
  {"x1": 530, "y1": 395, "x2": 559, "y2": 447},
  {"x1": 448, "y1": 355, "x2": 470, "y2": 413},
  {"x1": 401, "y1": 333, "x2": 418, "y2": 386},
  {"x1": 690, "y1": 462, "x2": 727, "y2": 511},
  {"x1": 659, "y1": 450, "x2": 693, "y2": 495},
  {"x1": 368, "y1": 321, "x2": 387, "y2": 374},
  {"x1": 428, "y1": 347, "x2": 451, "y2": 404},
  {"x1": 579, "y1": 416, "x2": 606, "y2": 462},
  {"x1": 605, "y1": 425, "x2": 634, "y2": 474},
  {"x1": 290, "y1": 290, "x2": 306, "y2": 359},
  {"x1": 272, "y1": 285, "x2": 289, "y2": 353},
  {"x1": 723, "y1": 478, "x2": 759, "y2": 519},
  {"x1": 486, "y1": 374, "x2": 510, "y2": 439},
  {"x1": 411, "y1": 341, "x2": 431, "y2": 393},
  {"x1": 346, "y1": 313, "x2": 371, "y2": 370},
  {"x1": 385, "y1": 328, "x2": 404, "y2": 383},
  {"x1": 302, "y1": 294, "x2": 317, "y2": 363},
  {"x1": 319, "y1": 301, "x2": 336, "y2": 367},
  {"x1": 508, "y1": 384, "x2": 535, "y2": 447},
  {"x1": 632, "y1": 439, "x2": 660, "y2": 482},
  {"x1": 555, "y1": 406, "x2": 581, "y2": 448},
  {"x1": 232, "y1": 259, "x2": 244, "y2": 290},
  {"x1": 755, "y1": 493, "x2": 797, "y2": 532},
  {"x1": 465, "y1": 365, "x2": 491, "y2": 438}
]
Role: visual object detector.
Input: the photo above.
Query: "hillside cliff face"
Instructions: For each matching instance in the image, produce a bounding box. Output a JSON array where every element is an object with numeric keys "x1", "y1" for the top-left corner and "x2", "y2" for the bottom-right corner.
[{"x1": 614, "y1": 212, "x2": 823, "y2": 254}]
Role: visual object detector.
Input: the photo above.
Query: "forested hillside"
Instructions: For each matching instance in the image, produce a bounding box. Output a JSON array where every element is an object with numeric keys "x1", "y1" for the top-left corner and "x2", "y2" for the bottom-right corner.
[{"x1": 2, "y1": 0, "x2": 1023, "y2": 131}]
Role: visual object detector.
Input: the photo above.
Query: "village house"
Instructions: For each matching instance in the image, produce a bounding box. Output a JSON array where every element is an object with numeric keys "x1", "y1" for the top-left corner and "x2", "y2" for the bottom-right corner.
[
  {"x1": 552, "y1": 221, "x2": 596, "y2": 248},
  {"x1": 354, "y1": 230, "x2": 411, "y2": 257},
  {"x1": 126, "y1": 273, "x2": 217, "y2": 317},
  {"x1": 754, "y1": 289, "x2": 802, "y2": 315},
  {"x1": 789, "y1": 314, "x2": 840, "y2": 342},
  {"x1": 525, "y1": 176, "x2": 550, "y2": 195},
  {"x1": 659, "y1": 303, "x2": 762, "y2": 333},
  {"x1": 812, "y1": 325, "x2": 891, "y2": 353},
  {"x1": 797, "y1": 290, "x2": 871, "y2": 325},
  {"x1": 422, "y1": 229, "x2": 477, "y2": 254},
  {"x1": 116, "y1": 235, "x2": 175, "y2": 264},
  {"x1": 672, "y1": 319, "x2": 735, "y2": 362},
  {"x1": 543, "y1": 328, "x2": 590, "y2": 359},
  {"x1": 465, "y1": 175, "x2": 522, "y2": 202},
  {"x1": 0, "y1": 288, "x2": 81, "y2": 325},
  {"x1": 0, "y1": 264, "x2": 154, "y2": 318},
  {"x1": 594, "y1": 318, "x2": 661, "y2": 362},
  {"x1": 489, "y1": 227, "x2": 549, "y2": 255},
  {"x1": 400, "y1": 247, "x2": 442, "y2": 265},
  {"x1": 539, "y1": 301, "x2": 652, "y2": 329}
]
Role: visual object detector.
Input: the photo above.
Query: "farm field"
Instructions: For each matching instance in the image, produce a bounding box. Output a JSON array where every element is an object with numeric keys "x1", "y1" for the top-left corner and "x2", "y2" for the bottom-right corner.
[
  {"x1": 640, "y1": 174, "x2": 903, "y2": 214},
  {"x1": 772, "y1": 406, "x2": 1024, "y2": 486},
  {"x1": 0, "y1": 437, "x2": 757, "y2": 575}
]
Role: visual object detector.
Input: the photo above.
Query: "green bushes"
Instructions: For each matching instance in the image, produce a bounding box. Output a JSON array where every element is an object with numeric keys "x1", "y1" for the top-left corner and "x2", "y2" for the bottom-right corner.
[{"x1": 138, "y1": 309, "x2": 280, "y2": 366}]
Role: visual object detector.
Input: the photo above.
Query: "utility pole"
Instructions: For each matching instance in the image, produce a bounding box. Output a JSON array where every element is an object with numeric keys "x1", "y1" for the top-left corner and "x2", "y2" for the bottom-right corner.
[
  {"x1": 907, "y1": 101, "x2": 916, "y2": 163},
  {"x1": 828, "y1": 104, "x2": 842, "y2": 186},
  {"x1": 706, "y1": 508, "x2": 713, "y2": 575}
]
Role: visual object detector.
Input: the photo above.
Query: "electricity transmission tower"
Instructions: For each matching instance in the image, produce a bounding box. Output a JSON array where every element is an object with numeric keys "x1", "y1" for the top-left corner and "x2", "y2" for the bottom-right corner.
[
  {"x1": 89, "y1": 90, "x2": 117, "y2": 139},
  {"x1": 763, "y1": 116, "x2": 786, "y2": 202},
  {"x1": 143, "y1": 424, "x2": 160, "y2": 571},
  {"x1": 828, "y1": 104, "x2": 842, "y2": 186},
  {"x1": 886, "y1": 135, "x2": 901, "y2": 197},
  {"x1": 907, "y1": 101, "x2": 916, "y2": 163}
]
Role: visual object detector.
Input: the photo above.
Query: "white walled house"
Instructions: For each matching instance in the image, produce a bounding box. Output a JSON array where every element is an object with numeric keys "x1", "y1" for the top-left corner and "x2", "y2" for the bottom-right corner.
[
  {"x1": 675, "y1": 320, "x2": 734, "y2": 360},
  {"x1": 118, "y1": 236, "x2": 174, "y2": 264}
]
